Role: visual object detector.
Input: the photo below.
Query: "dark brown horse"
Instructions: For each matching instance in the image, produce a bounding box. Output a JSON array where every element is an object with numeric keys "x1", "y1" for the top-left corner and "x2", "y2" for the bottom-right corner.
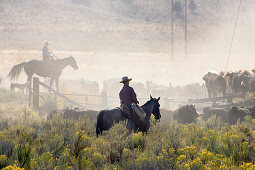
[{"x1": 8, "y1": 56, "x2": 78, "y2": 92}]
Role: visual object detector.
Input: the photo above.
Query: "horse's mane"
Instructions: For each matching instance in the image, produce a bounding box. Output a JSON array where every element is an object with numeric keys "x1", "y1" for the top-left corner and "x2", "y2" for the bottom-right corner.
[{"x1": 141, "y1": 99, "x2": 153, "y2": 108}]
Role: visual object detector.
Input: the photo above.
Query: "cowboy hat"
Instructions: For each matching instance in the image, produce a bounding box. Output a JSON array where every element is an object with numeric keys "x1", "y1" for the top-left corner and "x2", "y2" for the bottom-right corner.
[
  {"x1": 42, "y1": 40, "x2": 52, "y2": 45},
  {"x1": 120, "y1": 76, "x2": 132, "y2": 83}
]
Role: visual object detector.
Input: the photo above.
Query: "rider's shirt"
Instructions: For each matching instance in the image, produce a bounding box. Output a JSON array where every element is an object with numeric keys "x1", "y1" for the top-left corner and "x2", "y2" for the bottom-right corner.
[
  {"x1": 119, "y1": 84, "x2": 138, "y2": 105},
  {"x1": 43, "y1": 46, "x2": 53, "y2": 60}
]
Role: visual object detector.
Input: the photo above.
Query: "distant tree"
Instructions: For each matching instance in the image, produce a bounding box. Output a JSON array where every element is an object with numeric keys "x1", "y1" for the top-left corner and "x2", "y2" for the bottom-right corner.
[
  {"x1": 189, "y1": 1, "x2": 197, "y2": 10},
  {"x1": 72, "y1": 0, "x2": 90, "y2": 6},
  {"x1": 121, "y1": 0, "x2": 133, "y2": 5},
  {"x1": 173, "y1": 2, "x2": 182, "y2": 13},
  {"x1": 173, "y1": 1, "x2": 184, "y2": 21},
  {"x1": 189, "y1": 1, "x2": 198, "y2": 15}
]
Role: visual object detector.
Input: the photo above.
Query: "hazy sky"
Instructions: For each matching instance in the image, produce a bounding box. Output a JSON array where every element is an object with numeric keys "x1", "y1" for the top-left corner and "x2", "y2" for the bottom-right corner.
[{"x1": 0, "y1": 0, "x2": 254, "y2": 89}]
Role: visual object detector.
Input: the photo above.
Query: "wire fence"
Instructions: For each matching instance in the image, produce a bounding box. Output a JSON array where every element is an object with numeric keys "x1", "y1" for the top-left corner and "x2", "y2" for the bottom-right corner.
[{"x1": 39, "y1": 91, "x2": 188, "y2": 110}]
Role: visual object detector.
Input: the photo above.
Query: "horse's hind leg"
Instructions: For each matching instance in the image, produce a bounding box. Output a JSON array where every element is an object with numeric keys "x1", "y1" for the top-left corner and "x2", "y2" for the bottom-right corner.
[
  {"x1": 27, "y1": 75, "x2": 32, "y2": 106},
  {"x1": 55, "y1": 78, "x2": 59, "y2": 92},
  {"x1": 25, "y1": 85, "x2": 28, "y2": 95}
]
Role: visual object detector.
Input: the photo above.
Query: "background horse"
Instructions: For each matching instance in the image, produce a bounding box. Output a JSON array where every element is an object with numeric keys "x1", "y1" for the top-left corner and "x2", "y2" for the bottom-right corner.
[
  {"x1": 96, "y1": 95, "x2": 161, "y2": 136},
  {"x1": 8, "y1": 56, "x2": 78, "y2": 92}
]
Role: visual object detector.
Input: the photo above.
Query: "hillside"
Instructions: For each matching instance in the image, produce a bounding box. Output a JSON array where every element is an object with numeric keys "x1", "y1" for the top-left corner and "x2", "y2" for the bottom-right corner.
[{"x1": 0, "y1": 0, "x2": 254, "y2": 53}]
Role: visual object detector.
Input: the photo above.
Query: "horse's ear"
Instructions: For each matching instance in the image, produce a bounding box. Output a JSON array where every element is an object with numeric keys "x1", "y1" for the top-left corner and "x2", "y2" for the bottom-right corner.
[
  {"x1": 157, "y1": 97, "x2": 160, "y2": 101},
  {"x1": 150, "y1": 95, "x2": 153, "y2": 100}
]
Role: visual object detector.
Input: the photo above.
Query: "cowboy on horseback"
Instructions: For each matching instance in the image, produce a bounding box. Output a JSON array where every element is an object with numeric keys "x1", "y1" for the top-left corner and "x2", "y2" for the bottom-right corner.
[
  {"x1": 95, "y1": 77, "x2": 161, "y2": 136},
  {"x1": 42, "y1": 40, "x2": 54, "y2": 61},
  {"x1": 119, "y1": 76, "x2": 140, "y2": 130}
]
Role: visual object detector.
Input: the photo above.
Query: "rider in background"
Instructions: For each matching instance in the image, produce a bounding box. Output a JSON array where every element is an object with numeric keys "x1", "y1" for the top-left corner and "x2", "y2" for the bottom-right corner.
[{"x1": 42, "y1": 40, "x2": 54, "y2": 61}]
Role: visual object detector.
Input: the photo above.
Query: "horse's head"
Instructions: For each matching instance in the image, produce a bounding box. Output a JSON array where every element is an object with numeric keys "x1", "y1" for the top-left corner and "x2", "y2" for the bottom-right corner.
[
  {"x1": 202, "y1": 73, "x2": 208, "y2": 82},
  {"x1": 150, "y1": 95, "x2": 161, "y2": 120},
  {"x1": 67, "y1": 56, "x2": 79, "y2": 70}
]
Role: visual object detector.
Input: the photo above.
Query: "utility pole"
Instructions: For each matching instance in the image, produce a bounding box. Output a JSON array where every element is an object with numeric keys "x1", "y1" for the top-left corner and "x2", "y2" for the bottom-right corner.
[
  {"x1": 171, "y1": 0, "x2": 174, "y2": 60},
  {"x1": 184, "y1": 0, "x2": 188, "y2": 60}
]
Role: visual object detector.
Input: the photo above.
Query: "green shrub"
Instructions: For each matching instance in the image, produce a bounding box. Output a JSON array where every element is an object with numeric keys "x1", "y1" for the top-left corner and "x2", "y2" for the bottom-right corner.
[{"x1": 0, "y1": 106, "x2": 255, "y2": 169}]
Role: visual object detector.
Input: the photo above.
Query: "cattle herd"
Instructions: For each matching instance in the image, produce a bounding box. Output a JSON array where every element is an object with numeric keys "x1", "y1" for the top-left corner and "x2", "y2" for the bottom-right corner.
[
  {"x1": 54, "y1": 102, "x2": 255, "y2": 127},
  {"x1": 163, "y1": 68, "x2": 255, "y2": 125},
  {"x1": 203, "y1": 69, "x2": 255, "y2": 98},
  {"x1": 159, "y1": 104, "x2": 255, "y2": 126}
]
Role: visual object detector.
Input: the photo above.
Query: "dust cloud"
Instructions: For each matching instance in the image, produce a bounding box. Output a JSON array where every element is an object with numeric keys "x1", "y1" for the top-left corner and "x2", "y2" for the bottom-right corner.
[{"x1": 0, "y1": 0, "x2": 254, "y2": 90}]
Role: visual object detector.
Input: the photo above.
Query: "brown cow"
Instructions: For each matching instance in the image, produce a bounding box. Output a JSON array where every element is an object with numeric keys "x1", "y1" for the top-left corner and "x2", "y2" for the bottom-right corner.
[
  {"x1": 203, "y1": 72, "x2": 226, "y2": 98},
  {"x1": 223, "y1": 72, "x2": 233, "y2": 94}
]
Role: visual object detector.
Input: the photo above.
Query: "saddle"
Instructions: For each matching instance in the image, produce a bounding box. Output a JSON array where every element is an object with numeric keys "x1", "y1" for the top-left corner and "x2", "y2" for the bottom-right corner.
[
  {"x1": 119, "y1": 104, "x2": 146, "y2": 130},
  {"x1": 119, "y1": 104, "x2": 132, "y2": 119},
  {"x1": 131, "y1": 104, "x2": 146, "y2": 121}
]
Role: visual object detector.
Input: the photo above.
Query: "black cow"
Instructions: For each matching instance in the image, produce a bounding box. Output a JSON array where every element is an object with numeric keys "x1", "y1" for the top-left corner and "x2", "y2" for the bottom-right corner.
[
  {"x1": 202, "y1": 107, "x2": 229, "y2": 123},
  {"x1": 228, "y1": 106, "x2": 251, "y2": 125},
  {"x1": 64, "y1": 109, "x2": 98, "y2": 121},
  {"x1": 47, "y1": 109, "x2": 98, "y2": 122},
  {"x1": 173, "y1": 105, "x2": 199, "y2": 124},
  {"x1": 246, "y1": 74, "x2": 255, "y2": 94}
]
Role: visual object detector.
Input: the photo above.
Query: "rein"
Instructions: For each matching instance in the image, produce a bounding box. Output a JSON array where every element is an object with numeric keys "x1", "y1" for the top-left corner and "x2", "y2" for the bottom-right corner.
[{"x1": 51, "y1": 53, "x2": 59, "y2": 59}]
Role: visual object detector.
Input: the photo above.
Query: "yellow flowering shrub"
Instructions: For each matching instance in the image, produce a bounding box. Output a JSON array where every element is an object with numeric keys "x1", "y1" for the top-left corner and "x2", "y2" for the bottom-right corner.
[
  {"x1": 37, "y1": 151, "x2": 54, "y2": 169},
  {"x1": 240, "y1": 162, "x2": 255, "y2": 170},
  {"x1": 2, "y1": 165, "x2": 24, "y2": 170},
  {"x1": 132, "y1": 132, "x2": 145, "y2": 150},
  {"x1": 199, "y1": 149, "x2": 213, "y2": 164},
  {"x1": 0, "y1": 155, "x2": 8, "y2": 168},
  {"x1": 1, "y1": 106, "x2": 255, "y2": 169},
  {"x1": 91, "y1": 152, "x2": 105, "y2": 167},
  {"x1": 135, "y1": 151, "x2": 156, "y2": 167}
]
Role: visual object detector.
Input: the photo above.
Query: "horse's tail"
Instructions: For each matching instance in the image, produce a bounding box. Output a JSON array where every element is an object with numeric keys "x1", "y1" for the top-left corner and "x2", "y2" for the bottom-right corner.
[
  {"x1": 96, "y1": 110, "x2": 104, "y2": 137},
  {"x1": 8, "y1": 62, "x2": 26, "y2": 80}
]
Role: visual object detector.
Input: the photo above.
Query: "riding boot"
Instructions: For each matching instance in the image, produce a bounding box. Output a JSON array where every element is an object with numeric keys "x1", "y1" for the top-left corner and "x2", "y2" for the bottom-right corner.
[{"x1": 126, "y1": 119, "x2": 138, "y2": 131}]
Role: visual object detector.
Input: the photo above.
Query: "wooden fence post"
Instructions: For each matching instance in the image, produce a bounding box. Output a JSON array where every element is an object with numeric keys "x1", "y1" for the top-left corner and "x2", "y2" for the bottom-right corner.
[
  {"x1": 33, "y1": 77, "x2": 39, "y2": 110},
  {"x1": 164, "y1": 98, "x2": 170, "y2": 108},
  {"x1": 54, "y1": 93, "x2": 57, "y2": 109},
  {"x1": 28, "y1": 82, "x2": 31, "y2": 107},
  {"x1": 85, "y1": 96, "x2": 88, "y2": 109}
]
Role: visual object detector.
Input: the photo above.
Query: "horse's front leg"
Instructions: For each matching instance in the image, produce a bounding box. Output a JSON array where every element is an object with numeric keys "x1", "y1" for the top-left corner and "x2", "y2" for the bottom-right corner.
[
  {"x1": 25, "y1": 84, "x2": 29, "y2": 95},
  {"x1": 49, "y1": 78, "x2": 54, "y2": 92},
  {"x1": 55, "y1": 78, "x2": 59, "y2": 93}
]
